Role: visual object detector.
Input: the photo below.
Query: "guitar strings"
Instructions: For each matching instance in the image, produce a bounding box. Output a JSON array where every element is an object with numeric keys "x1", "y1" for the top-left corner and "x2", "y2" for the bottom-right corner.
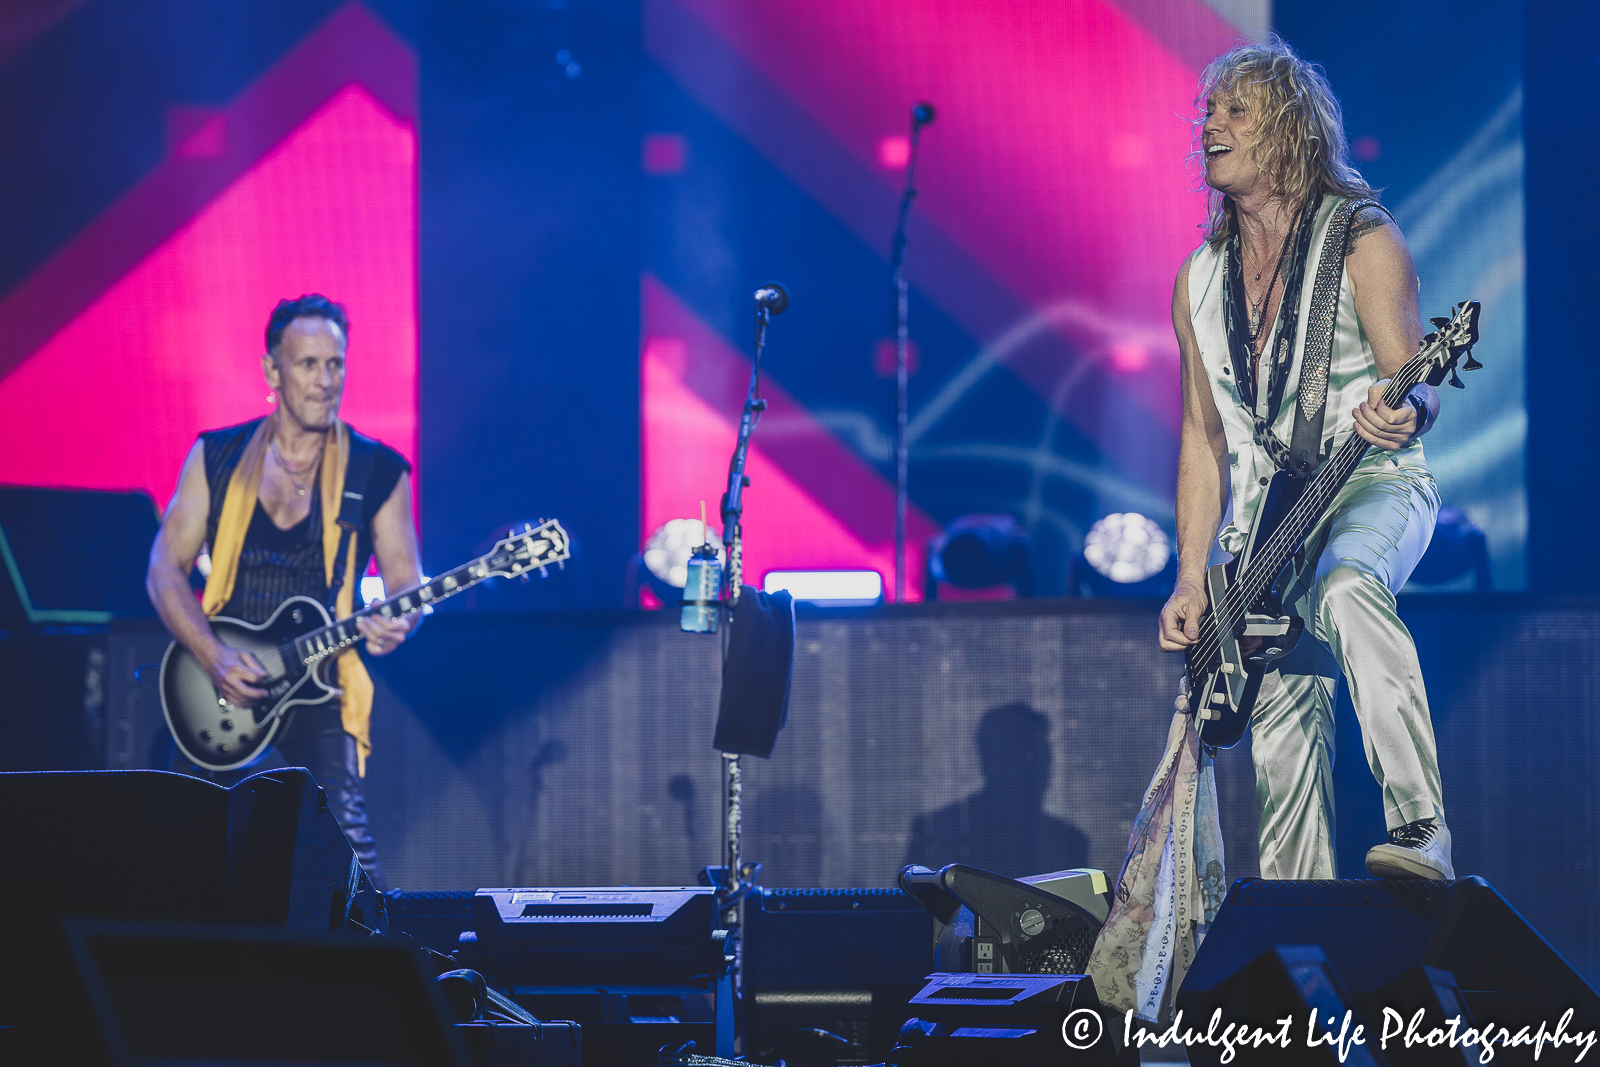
[
  {"x1": 1189, "y1": 366, "x2": 1418, "y2": 667},
  {"x1": 1185, "y1": 331, "x2": 1455, "y2": 673},
  {"x1": 1189, "y1": 357, "x2": 1430, "y2": 668}
]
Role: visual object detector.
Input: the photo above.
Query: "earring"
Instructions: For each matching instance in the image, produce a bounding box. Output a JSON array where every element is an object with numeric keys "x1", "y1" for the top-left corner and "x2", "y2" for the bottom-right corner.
[{"x1": 267, "y1": 392, "x2": 277, "y2": 405}]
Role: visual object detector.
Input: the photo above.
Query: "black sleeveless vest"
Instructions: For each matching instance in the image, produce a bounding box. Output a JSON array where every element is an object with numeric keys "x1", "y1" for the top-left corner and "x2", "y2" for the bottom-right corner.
[{"x1": 200, "y1": 418, "x2": 404, "y2": 625}]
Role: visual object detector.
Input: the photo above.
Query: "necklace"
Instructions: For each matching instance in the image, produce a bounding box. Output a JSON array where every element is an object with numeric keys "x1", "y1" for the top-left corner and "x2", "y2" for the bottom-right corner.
[
  {"x1": 1245, "y1": 227, "x2": 1293, "y2": 346},
  {"x1": 269, "y1": 438, "x2": 323, "y2": 497}
]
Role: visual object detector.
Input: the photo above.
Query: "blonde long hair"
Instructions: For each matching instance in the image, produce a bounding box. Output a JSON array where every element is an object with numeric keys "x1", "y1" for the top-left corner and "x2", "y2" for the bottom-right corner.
[{"x1": 1198, "y1": 35, "x2": 1373, "y2": 248}]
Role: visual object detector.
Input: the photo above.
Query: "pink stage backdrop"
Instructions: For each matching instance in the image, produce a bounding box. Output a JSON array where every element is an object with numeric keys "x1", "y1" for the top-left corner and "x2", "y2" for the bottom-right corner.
[{"x1": 0, "y1": 4, "x2": 418, "y2": 513}]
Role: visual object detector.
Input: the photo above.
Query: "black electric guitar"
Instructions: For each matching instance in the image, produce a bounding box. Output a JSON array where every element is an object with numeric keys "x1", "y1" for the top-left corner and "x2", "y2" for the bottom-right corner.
[
  {"x1": 1187, "y1": 301, "x2": 1482, "y2": 749},
  {"x1": 162, "y1": 519, "x2": 570, "y2": 771}
]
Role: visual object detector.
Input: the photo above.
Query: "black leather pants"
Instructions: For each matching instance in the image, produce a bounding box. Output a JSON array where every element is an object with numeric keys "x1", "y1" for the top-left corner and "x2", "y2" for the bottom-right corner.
[{"x1": 168, "y1": 701, "x2": 386, "y2": 890}]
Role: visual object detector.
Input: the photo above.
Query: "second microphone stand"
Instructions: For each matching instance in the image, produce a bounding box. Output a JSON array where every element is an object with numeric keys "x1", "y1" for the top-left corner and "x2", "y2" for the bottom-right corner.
[{"x1": 890, "y1": 103, "x2": 934, "y2": 602}]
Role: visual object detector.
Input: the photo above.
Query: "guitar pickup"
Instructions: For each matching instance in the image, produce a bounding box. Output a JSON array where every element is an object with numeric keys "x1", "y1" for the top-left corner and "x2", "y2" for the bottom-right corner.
[{"x1": 1242, "y1": 614, "x2": 1292, "y2": 637}]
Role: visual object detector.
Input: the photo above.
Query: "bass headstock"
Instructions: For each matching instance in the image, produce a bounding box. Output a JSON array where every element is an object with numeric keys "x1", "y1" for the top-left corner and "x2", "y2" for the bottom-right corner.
[
  {"x1": 1417, "y1": 300, "x2": 1484, "y2": 389},
  {"x1": 484, "y1": 519, "x2": 571, "y2": 579}
]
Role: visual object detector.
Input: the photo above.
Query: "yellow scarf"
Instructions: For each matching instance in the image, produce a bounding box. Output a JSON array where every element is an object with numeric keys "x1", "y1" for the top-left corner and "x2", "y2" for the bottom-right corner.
[{"x1": 201, "y1": 415, "x2": 376, "y2": 776}]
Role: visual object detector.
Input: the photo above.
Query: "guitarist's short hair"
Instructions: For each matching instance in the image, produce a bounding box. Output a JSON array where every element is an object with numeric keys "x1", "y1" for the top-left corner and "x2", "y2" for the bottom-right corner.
[{"x1": 266, "y1": 294, "x2": 350, "y2": 357}]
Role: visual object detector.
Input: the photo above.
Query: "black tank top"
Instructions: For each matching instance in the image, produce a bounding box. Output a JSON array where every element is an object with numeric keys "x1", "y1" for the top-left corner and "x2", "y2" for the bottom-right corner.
[{"x1": 200, "y1": 418, "x2": 410, "y2": 625}]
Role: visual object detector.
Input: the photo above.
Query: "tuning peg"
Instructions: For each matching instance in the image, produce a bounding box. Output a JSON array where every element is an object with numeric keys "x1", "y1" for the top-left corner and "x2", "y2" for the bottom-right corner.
[
  {"x1": 1463, "y1": 352, "x2": 1483, "y2": 371},
  {"x1": 1430, "y1": 317, "x2": 1450, "y2": 329},
  {"x1": 1449, "y1": 368, "x2": 1464, "y2": 388}
]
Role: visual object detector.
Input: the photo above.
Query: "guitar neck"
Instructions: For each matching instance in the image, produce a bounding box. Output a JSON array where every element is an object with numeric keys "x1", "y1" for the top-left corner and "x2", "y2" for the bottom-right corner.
[
  {"x1": 1231, "y1": 357, "x2": 1432, "y2": 614},
  {"x1": 290, "y1": 556, "x2": 496, "y2": 665}
]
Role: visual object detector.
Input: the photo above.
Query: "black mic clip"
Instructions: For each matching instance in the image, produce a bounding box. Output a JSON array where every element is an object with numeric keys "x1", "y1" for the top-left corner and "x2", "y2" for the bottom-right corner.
[{"x1": 753, "y1": 281, "x2": 789, "y2": 315}]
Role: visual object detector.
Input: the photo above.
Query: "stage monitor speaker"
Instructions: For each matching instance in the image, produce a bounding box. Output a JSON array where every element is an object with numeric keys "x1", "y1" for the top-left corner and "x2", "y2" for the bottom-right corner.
[
  {"x1": 0, "y1": 486, "x2": 160, "y2": 626},
  {"x1": 744, "y1": 887, "x2": 932, "y2": 1061},
  {"x1": 0, "y1": 770, "x2": 232, "y2": 1035},
  {"x1": 0, "y1": 768, "x2": 384, "y2": 1060},
  {"x1": 1178, "y1": 877, "x2": 1600, "y2": 1054},
  {"x1": 64, "y1": 920, "x2": 466, "y2": 1067},
  {"x1": 1170, "y1": 944, "x2": 1384, "y2": 1067},
  {"x1": 228, "y1": 767, "x2": 387, "y2": 934},
  {"x1": 1358, "y1": 966, "x2": 1480, "y2": 1067}
]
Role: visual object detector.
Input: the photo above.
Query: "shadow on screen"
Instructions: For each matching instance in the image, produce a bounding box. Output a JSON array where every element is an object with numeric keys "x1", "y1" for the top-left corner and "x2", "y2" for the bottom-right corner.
[{"x1": 903, "y1": 702, "x2": 1089, "y2": 878}]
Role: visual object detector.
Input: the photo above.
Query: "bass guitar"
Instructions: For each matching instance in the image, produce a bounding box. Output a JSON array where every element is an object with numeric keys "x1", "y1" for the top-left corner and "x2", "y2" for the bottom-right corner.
[
  {"x1": 1187, "y1": 301, "x2": 1482, "y2": 749},
  {"x1": 162, "y1": 519, "x2": 570, "y2": 771}
]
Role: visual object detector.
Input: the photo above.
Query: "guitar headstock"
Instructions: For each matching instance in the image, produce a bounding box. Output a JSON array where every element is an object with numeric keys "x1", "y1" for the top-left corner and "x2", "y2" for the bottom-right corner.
[
  {"x1": 484, "y1": 519, "x2": 571, "y2": 579},
  {"x1": 1415, "y1": 300, "x2": 1484, "y2": 389}
]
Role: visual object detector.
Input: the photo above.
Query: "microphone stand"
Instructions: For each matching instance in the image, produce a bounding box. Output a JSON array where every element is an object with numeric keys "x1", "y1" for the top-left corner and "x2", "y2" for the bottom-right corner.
[
  {"x1": 890, "y1": 105, "x2": 932, "y2": 602},
  {"x1": 714, "y1": 293, "x2": 777, "y2": 1052}
]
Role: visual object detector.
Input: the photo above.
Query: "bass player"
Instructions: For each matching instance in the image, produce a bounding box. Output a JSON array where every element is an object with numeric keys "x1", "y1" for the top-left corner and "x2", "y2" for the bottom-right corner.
[
  {"x1": 1158, "y1": 37, "x2": 1452, "y2": 881},
  {"x1": 146, "y1": 294, "x2": 419, "y2": 888}
]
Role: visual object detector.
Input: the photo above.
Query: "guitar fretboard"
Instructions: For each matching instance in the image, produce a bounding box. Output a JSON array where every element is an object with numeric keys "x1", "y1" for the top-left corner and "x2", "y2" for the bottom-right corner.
[{"x1": 280, "y1": 525, "x2": 564, "y2": 667}]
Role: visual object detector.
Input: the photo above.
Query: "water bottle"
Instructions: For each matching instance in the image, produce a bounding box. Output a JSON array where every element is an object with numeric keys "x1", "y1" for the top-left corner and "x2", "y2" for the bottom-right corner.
[{"x1": 681, "y1": 543, "x2": 722, "y2": 633}]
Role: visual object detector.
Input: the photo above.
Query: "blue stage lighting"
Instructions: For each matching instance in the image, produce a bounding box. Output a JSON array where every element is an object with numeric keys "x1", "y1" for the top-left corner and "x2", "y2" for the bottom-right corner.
[{"x1": 925, "y1": 514, "x2": 1032, "y2": 599}]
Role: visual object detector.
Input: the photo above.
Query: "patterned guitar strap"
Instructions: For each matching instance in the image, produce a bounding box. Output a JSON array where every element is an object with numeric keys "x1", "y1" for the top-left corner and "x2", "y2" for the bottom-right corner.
[{"x1": 1225, "y1": 194, "x2": 1389, "y2": 481}]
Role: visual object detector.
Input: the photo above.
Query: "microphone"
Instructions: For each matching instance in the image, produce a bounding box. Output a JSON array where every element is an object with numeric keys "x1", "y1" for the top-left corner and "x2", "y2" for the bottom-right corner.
[
  {"x1": 912, "y1": 101, "x2": 936, "y2": 128},
  {"x1": 754, "y1": 281, "x2": 790, "y2": 315}
]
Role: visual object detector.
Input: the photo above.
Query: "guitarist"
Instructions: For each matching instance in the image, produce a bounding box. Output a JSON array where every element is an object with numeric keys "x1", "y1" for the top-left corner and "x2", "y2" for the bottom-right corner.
[
  {"x1": 1158, "y1": 37, "x2": 1452, "y2": 881},
  {"x1": 146, "y1": 295, "x2": 420, "y2": 887}
]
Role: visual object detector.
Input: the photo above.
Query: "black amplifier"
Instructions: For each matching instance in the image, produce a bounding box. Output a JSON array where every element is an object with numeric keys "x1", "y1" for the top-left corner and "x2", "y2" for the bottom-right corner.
[
  {"x1": 744, "y1": 887, "x2": 932, "y2": 1063},
  {"x1": 458, "y1": 886, "x2": 730, "y2": 1066},
  {"x1": 385, "y1": 889, "x2": 478, "y2": 956}
]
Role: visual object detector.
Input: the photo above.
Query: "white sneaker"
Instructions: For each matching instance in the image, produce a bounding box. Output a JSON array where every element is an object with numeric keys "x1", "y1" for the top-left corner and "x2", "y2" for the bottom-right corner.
[{"x1": 1365, "y1": 819, "x2": 1455, "y2": 880}]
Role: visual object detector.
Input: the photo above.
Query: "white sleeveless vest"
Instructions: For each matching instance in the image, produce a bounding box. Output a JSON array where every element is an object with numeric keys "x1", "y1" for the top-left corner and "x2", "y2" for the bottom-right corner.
[{"x1": 1187, "y1": 194, "x2": 1428, "y2": 554}]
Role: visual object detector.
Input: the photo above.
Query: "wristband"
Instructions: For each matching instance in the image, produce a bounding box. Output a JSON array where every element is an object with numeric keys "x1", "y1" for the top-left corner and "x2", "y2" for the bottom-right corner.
[{"x1": 1406, "y1": 393, "x2": 1430, "y2": 439}]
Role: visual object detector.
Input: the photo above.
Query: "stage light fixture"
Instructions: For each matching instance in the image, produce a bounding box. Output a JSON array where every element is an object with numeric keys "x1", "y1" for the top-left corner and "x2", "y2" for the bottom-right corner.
[
  {"x1": 1082, "y1": 512, "x2": 1169, "y2": 583},
  {"x1": 925, "y1": 513, "x2": 1032, "y2": 599},
  {"x1": 643, "y1": 519, "x2": 724, "y2": 589},
  {"x1": 1409, "y1": 505, "x2": 1492, "y2": 591},
  {"x1": 762, "y1": 570, "x2": 882, "y2": 606}
]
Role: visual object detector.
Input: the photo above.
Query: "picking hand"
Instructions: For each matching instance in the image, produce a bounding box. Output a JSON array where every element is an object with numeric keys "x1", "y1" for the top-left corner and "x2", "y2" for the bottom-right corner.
[
  {"x1": 203, "y1": 643, "x2": 268, "y2": 706},
  {"x1": 1159, "y1": 579, "x2": 1208, "y2": 652}
]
